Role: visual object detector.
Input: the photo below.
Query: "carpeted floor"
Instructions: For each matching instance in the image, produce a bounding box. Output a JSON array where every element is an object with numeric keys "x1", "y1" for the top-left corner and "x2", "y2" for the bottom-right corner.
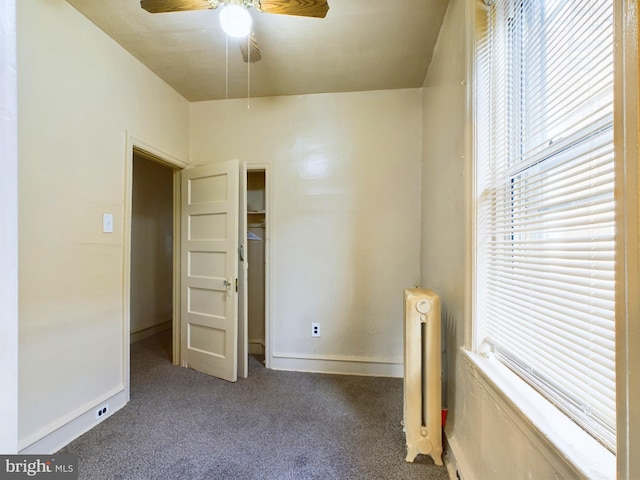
[{"x1": 59, "y1": 331, "x2": 449, "y2": 479}]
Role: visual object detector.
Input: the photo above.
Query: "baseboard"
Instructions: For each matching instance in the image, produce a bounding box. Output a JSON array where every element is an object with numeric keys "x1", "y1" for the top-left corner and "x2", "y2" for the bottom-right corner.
[
  {"x1": 130, "y1": 320, "x2": 171, "y2": 344},
  {"x1": 270, "y1": 352, "x2": 403, "y2": 377},
  {"x1": 444, "y1": 432, "x2": 473, "y2": 480},
  {"x1": 248, "y1": 338, "x2": 265, "y2": 355},
  {"x1": 19, "y1": 388, "x2": 127, "y2": 454}
]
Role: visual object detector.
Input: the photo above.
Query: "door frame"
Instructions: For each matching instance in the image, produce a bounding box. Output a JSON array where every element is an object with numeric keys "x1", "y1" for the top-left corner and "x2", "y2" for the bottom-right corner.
[
  {"x1": 123, "y1": 132, "x2": 188, "y2": 400},
  {"x1": 123, "y1": 144, "x2": 274, "y2": 391},
  {"x1": 246, "y1": 162, "x2": 273, "y2": 368}
]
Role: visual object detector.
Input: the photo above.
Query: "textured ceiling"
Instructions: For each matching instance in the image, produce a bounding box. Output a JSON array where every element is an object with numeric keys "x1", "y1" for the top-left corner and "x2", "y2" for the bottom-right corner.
[{"x1": 66, "y1": 0, "x2": 451, "y2": 102}]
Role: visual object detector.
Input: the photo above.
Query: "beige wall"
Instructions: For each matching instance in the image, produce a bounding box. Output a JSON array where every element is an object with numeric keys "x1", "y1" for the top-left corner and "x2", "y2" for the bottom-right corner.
[
  {"x1": 13, "y1": 0, "x2": 638, "y2": 471},
  {"x1": 420, "y1": 0, "x2": 467, "y2": 414},
  {"x1": 130, "y1": 155, "x2": 173, "y2": 337},
  {"x1": 17, "y1": 0, "x2": 189, "y2": 449},
  {"x1": 191, "y1": 90, "x2": 422, "y2": 375}
]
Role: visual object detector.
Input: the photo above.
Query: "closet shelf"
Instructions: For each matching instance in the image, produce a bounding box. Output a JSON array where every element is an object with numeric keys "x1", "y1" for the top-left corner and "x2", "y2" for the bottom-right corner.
[{"x1": 248, "y1": 210, "x2": 266, "y2": 214}]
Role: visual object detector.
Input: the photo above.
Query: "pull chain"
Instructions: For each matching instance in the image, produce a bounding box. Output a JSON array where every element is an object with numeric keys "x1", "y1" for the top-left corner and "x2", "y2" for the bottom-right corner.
[
  {"x1": 225, "y1": 33, "x2": 229, "y2": 99},
  {"x1": 247, "y1": 33, "x2": 251, "y2": 109}
]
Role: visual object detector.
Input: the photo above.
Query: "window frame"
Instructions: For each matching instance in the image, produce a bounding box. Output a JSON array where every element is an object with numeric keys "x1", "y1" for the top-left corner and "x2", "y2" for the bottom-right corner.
[{"x1": 463, "y1": 0, "x2": 630, "y2": 475}]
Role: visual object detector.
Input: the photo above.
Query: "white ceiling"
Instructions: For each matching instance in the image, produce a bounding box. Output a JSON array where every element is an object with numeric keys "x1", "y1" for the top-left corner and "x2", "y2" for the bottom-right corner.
[{"x1": 65, "y1": 0, "x2": 451, "y2": 102}]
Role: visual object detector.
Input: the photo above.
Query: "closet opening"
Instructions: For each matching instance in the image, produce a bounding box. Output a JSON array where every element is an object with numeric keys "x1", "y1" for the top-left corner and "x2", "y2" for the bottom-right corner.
[{"x1": 246, "y1": 169, "x2": 267, "y2": 367}]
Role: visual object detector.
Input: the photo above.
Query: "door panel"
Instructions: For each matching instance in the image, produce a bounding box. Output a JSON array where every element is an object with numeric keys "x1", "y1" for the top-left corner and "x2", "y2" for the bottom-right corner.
[{"x1": 181, "y1": 160, "x2": 239, "y2": 382}]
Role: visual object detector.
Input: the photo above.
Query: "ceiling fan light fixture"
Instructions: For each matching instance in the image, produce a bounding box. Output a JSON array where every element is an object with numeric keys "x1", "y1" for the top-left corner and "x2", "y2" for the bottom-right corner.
[{"x1": 219, "y1": 4, "x2": 253, "y2": 38}]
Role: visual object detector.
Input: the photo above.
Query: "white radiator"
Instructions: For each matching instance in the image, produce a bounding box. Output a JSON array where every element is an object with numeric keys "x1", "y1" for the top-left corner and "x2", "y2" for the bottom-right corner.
[{"x1": 403, "y1": 288, "x2": 443, "y2": 465}]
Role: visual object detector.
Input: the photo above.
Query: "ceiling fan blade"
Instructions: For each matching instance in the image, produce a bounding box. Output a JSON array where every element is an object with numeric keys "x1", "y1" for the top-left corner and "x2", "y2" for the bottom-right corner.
[
  {"x1": 140, "y1": 0, "x2": 217, "y2": 14},
  {"x1": 257, "y1": 0, "x2": 329, "y2": 18},
  {"x1": 238, "y1": 32, "x2": 262, "y2": 63}
]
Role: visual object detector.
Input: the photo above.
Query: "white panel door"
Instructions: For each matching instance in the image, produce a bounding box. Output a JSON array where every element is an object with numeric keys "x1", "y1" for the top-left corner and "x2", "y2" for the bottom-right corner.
[{"x1": 181, "y1": 160, "x2": 239, "y2": 382}]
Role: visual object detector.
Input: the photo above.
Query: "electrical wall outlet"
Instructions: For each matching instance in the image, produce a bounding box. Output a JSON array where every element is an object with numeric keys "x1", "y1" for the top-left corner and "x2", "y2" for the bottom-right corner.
[
  {"x1": 95, "y1": 403, "x2": 109, "y2": 420},
  {"x1": 311, "y1": 323, "x2": 321, "y2": 337}
]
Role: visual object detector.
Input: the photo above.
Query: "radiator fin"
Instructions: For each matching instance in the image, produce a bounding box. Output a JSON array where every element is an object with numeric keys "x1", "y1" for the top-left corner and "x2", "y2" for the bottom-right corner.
[{"x1": 403, "y1": 288, "x2": 443, "y2": 465}]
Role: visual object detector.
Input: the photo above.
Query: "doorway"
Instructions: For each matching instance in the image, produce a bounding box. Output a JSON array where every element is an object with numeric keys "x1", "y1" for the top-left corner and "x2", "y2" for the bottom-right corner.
[
  {"x1": 246, "y1": 169, "x2": 267, "y2": 364},
  {"x1": 243, "y1": 164, "x2": 271, "y2": 371},
  {"x1": 124, "y1": 136, "x2": 188, "y2": 396},
  {"x1": 129, "y1": 150, "x2": 176, "y2": 360},
  {"x1": 124, "y1": 145, "x2": 272, "y2": 392}
]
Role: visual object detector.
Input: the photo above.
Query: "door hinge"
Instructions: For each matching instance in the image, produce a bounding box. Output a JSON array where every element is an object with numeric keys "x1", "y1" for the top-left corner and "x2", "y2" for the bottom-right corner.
[{"x1": 235, "y1": 278, "x2": 238, "y2": 292}]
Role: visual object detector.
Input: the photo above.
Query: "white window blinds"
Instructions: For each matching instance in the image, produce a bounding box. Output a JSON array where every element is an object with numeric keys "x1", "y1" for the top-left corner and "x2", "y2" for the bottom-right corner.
[{"x1": 475, "y1": 0, "x2": 616, "y2": 451}]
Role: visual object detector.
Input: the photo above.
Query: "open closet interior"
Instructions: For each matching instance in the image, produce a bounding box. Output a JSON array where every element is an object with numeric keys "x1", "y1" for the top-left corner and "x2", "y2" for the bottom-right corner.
[{"x1": 247, "y1": 170, "x2": 266, "y2": 359}]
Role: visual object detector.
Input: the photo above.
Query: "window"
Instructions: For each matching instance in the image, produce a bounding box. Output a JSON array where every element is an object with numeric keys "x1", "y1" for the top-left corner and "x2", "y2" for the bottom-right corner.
[{"x1": 474, "y1": 0, "x2": 616, "y2": 451}]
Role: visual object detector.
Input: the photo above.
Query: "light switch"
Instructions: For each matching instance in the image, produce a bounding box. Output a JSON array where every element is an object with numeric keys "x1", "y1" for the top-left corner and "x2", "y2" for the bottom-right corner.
[{"x1": 103, "y1": 213, "x2": 113, "y2": 233}]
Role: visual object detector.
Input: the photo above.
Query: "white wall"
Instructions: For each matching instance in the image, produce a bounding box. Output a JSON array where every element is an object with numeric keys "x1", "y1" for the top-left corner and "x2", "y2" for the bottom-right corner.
[
  {"x1": 130, "y1": 155, "x2": 173, "y2": 338},
  {"x1": 191, "y1": 90, "x2": 422, "y2": 376},
  {"x1": 0, "y1": 0, "x2": 18, "y2": 454},
  {"x1": 17, "y1": 0, "x2": 189, "y2": 451}
]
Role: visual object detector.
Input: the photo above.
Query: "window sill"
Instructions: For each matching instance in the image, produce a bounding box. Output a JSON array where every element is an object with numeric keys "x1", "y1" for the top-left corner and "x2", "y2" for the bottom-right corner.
[{"x1": 462, "y1": 348, "x2": 616, "y2": 479}]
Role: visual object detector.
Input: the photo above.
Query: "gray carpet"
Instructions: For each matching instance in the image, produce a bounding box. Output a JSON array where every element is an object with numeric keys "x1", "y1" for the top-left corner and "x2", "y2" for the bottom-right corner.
[{"x1": 60, "y1": 331, "x2": 449, "y2": 480}]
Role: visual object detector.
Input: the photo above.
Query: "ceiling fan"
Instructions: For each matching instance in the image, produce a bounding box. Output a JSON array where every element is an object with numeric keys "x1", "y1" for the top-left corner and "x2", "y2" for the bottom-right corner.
[{"x1": 140, "y1": 0, "x2": 330, "y2": 63}]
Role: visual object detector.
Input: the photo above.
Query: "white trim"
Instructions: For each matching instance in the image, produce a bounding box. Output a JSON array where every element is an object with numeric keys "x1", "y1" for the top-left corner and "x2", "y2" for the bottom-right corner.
[
  {"x1": 464, "y1": 0, "x2": 480, "y2": 352},
  {"x1": 18, "y1": 388, "x2": 126, "y2": 454},
  {"x1": 0, "y1": 0, "x2": 18, "y2": 454},
  {"x1": 172, "y1": 171, "x2": 182, "y2": 366},
  {"x1": 614, "y1": 0, "x2": 639, "y2": 476},
  {"x1": 238, "y1": 161, "x2": 248, "y2": 378},
  {"x1": 461, "y1": 348, "x2": 615, "y2": 479},
  {"x1": 127, "y1": 135, "x2": 188, "y2": 170},
  {"x1": 271, "y1": 351, "x2": 403, "y2": 377}
]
